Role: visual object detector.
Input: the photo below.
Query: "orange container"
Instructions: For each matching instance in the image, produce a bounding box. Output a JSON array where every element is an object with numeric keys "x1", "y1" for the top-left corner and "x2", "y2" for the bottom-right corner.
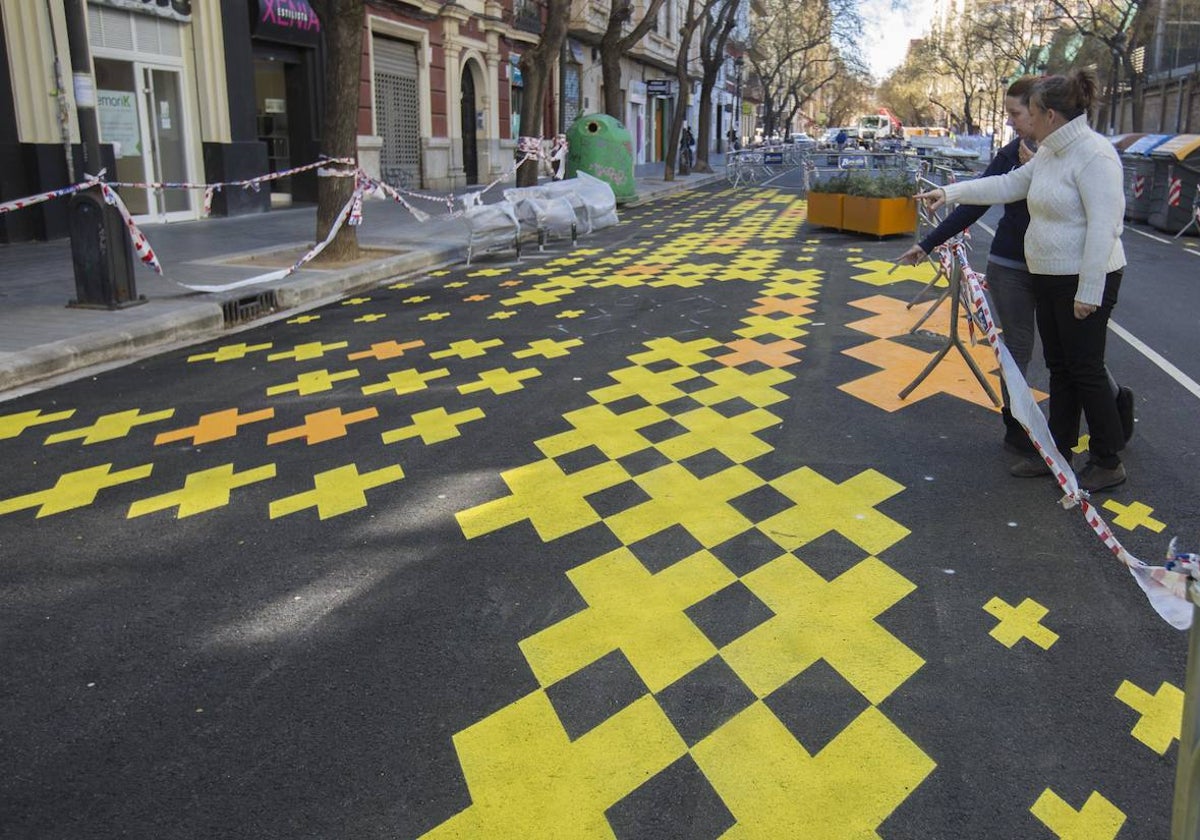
[
  {"x1": 806, "y1": 192, "x2": 844, "y2": 229},
  {"x1": 842, "y1": 195, "x2": 917, "y2": 236}
]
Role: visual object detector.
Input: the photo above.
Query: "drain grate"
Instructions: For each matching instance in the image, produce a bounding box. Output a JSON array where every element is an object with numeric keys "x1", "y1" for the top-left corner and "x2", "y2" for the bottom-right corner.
[{"x1": 222, "y1": 291, "x2": 279, "y2": 327}]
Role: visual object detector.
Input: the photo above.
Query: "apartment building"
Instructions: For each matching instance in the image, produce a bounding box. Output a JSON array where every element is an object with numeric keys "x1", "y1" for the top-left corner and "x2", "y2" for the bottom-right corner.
[{"x1": 0, "y1": 0, "x2": 734, "y2": 243}]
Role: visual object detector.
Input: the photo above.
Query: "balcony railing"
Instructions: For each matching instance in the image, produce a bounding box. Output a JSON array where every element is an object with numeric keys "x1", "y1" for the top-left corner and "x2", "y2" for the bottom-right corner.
[{"x1": 513, "y1": 0, "x2": 542, "y2": 33}]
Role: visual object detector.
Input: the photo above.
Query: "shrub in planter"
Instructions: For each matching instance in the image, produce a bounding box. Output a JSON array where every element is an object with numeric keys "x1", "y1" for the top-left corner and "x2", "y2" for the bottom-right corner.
[
  {"x1": 806, "y1": 172, "x2": 851, "y2": 229},
  {"x1": 841, "y1": 171, "x2": 918, "y2": 236}
]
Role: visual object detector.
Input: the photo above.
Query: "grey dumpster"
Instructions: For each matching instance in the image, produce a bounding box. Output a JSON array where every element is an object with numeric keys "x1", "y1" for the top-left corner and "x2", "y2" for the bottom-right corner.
[
  {"x1": 1149, "y1": 135, "x2": 1200, "y2": 235},
  {"x1": 1122, "y1": 134, "x2": 1173, "y2": 222}
]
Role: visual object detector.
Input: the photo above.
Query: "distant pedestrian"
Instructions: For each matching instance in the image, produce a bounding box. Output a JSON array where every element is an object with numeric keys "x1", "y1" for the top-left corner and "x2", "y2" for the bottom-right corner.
[
  {"x1": 835, "y1": 129, "x2": 848, "y2": 150},
  {"x1": 679, "y1": 126, "x2": 695, "y2": 173}
]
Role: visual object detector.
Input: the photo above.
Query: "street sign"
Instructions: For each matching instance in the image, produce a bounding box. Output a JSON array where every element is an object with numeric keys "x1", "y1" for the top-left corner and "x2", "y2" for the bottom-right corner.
[{"x1": 646, "y1": 79, "x2": 675, "y2": 97}]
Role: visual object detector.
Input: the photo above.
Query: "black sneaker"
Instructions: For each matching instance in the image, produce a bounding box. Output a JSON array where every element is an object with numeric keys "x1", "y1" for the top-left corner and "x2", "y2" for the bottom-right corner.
[
  {"x1": 1078, "y1": 462, "x2": 1126, "y2": 493},
  {"x1": 1116, "y1": 386, "x2": 1135, "y2": 444},
  {"x1": 1010, "y1": 457, "x2": 1052, "y2": 478}
]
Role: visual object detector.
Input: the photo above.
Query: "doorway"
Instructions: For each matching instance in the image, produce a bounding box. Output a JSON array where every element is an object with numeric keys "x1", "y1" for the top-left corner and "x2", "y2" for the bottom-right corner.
[
  {"x1": 94, "y1": 58, "x2": 193, "y2": 220},
  {"x1": 460, "y1": 66, "x2": 479, "y2": 185}
]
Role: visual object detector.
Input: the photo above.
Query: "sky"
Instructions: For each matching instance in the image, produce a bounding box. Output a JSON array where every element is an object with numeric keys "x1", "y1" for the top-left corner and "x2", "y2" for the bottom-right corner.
[{"x1": 858, "y1": 0, "x2": 938, "y2": 80}]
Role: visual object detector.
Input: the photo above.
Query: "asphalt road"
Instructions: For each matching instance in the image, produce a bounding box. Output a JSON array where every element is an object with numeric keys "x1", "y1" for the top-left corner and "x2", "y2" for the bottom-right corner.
[{"x1": 2, "y1": 179, "x2": 1198, "y2": 839}]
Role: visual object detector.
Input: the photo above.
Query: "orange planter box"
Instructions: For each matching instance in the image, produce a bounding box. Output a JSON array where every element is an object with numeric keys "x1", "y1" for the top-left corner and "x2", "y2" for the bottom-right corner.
[
  {"x1": 806, "y1": 192, "x2": 844, "y2": 229},
  {"x1": 842, "y1": 195, "x2": 917, "y2": 237}
]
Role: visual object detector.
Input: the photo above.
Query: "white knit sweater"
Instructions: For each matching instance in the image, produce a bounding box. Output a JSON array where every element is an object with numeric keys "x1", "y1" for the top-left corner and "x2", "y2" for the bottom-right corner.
[{"x1": 941, "y1": 115, "x2": 1126, "y2": 305}]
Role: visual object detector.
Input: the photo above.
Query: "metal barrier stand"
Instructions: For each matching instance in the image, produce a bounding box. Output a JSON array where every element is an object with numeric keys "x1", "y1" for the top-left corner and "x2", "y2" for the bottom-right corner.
[{"x1": 897, "y1": 169, "x2": 1000, "y2": 406}]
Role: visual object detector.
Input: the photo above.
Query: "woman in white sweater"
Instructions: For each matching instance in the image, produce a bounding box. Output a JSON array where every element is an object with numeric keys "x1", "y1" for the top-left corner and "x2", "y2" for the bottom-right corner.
[{"x1": 916, "y1": 70, "x2": 1128, "y2": 492}]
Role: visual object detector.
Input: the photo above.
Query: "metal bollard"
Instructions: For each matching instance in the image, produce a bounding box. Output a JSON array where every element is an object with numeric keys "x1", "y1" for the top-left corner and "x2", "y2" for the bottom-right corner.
[{"x1": 67, "y1": 188, "x2": 143, "y2": 309}]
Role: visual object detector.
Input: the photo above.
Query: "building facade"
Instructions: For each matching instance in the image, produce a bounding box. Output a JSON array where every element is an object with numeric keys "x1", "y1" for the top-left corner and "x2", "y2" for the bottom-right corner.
[{"x1": 1, "y1": 0, "x2": 713, "y2": 243}]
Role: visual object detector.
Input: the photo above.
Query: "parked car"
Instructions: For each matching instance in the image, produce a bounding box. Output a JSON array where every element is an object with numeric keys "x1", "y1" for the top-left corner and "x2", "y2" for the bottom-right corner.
[{"x1": 789, "y1": 132, "x2": 816, "y2": 148}]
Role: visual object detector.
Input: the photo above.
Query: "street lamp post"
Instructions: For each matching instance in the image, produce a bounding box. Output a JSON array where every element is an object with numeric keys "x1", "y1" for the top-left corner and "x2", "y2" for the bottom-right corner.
[
  {"x1": 734, "y1": 57, "x2": 744, "y2": 146},
  {"x1": 1109, "y1": 33, "x2": 1125, "y2": 135}
]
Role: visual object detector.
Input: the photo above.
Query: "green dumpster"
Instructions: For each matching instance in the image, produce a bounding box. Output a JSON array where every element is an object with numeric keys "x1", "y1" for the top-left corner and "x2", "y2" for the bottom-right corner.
[{"x1": 565, "y1": 114, "x2": 637, "y2": 204}]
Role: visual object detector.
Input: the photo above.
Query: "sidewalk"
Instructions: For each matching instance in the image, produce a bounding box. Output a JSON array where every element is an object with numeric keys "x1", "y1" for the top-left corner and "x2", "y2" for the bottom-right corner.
[{"x1": 0, "y1": 158, "x2": 726, "y2": 394}]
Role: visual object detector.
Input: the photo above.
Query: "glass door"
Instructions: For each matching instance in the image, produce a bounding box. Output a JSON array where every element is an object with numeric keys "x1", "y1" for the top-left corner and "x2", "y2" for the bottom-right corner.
[
  {"x1": 141, "y1": 65, "x2": 192, "y2": 218},
  {"x1": 94, "y1": 57, "x2": 150, "y2": 216}
]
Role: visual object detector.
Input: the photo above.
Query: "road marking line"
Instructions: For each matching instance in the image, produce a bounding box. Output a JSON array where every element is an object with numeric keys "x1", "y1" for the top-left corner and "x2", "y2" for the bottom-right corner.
[
  {"x1": 1110, "y1": 320, "x2": 1200, "y2": 400},
  {"x1": 1129, "y1": 228, "x2": 1171, "y2": 244}
]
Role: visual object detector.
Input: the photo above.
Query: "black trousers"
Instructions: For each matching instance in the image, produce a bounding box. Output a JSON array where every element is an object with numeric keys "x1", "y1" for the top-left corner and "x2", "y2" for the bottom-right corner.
[{"x1": 1032, "y1": 270, "x2": 1124, "y2": 468}]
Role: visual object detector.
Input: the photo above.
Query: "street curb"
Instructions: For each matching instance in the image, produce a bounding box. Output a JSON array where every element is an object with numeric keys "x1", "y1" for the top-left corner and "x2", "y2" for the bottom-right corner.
[
  {"x1": 625, "y1": 172, "x2": 724, "y2": 206},
  {"x1": 0, "y1": 303, "x2": 224, "y2": 392},
  {"x1": 0, "y1": 179, "x2": 722, "y2": 395}
]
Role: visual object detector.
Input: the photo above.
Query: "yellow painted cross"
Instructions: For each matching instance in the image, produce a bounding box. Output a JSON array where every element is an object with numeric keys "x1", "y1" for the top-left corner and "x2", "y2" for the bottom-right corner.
[
  {"x1": 360, "y1": 367, "x2": 449, "y2": 397},
  {"x1": 457, "y1": 367, "x2": 541, "y2": 395},
  {"x1": 629, "y1": 336, "x2": 722, "y2": 367},
  {"x1": 1115, "y1": 679, "x2": 1183, "y2": 754},
  {"x1": 519, "y1": 546, "x2": 735, "y2": 691},
  {"x1": 430, "y1": 338, "x2": 504, "y2": 360},
  {"x1": 537, "y1": 403, "x2": 669, "y2": 460},
  {"x1": 380, "y1": 406, "x2": 485, "y2": 445},
  {"x1": 267, "y1": 368, "x2": 359, "y2": 397},
  {"x1": 723, "y1": 555, "x2": 922, "y2": 701},
  {"x1": 1102, "y1": 499, "x2": 1166, "y2": 533},
  {"x1": 457, "y1": 458, "x2": 629, "y2": 541},
  {"x1": 269, "y1": 463, "x2": 405, "y2": 520},
  {"x1": 421, "y1": 692, "x2": 684, "y2": 838},
  {"x1": 128, "y1": 463, "x2": 276, "y2": 519},
  {"x1": 0, "y1": 463, "x2": 153, "y2": 518},
  {"x1": 187, "y1": 341, "x2": 272, "y2": 363},
  {"x1": 735, "y1": 313, "x2": 810, "y2": 341},
  {"x1": 1031, "y1": 789, "x2": 1125, "y2": 839},
  {"x1": 501, "y1": 288, "x2": 569, "y2": 306},
  {"x1": 513, "y1": 338, "x2": 583, "y2": 359},
  {"x1": 0, "y1": 408, "x2": 75, "y2": 441},
  {"x1": 693, "y1": 703, "x2": 934, "y2": 837},
  {"x1": 656, "y1": 406, "x2": 779, "y2": 464},
  {"x1": 589, "y1": 364, "x2": 702, "y2": 406},
  {"x1": 760, "y1": 466, "x2": 910, "y2": 555},
  {"x1": 45, "y1": 408, "x2": 175, "y2": 445},
  {"x1": 983, "y1": 597, "x2": 1059, "y2": 649},
  {"x1": 267, "y1": 341, "x2": 349, "y2": 362},
  {"x1": 605, "y1": 463, "x2": 764, "y2": 548},
  {"x1": 689, "y1": 367, "x2": 792, "y2": 408}
]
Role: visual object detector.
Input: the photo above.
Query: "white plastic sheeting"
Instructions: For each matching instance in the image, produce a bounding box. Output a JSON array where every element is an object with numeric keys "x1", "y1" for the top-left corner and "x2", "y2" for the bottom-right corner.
[
  {"x1": 463, "y1": 201, "x2": 520, "y2": 265},
  {"x1": 503, "y1": 188, "x2": 578, "y2": 248},
  {"x1": 532, "y1": 172, "x2": 619, "y2": 234},
  {"x1": 569, "y1": 171, "x2": 620, "y2": 231}
]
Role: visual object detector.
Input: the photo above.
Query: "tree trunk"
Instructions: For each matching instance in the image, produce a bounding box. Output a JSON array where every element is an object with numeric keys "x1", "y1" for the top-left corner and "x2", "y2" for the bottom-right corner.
[
  {"x1": 600, "y1": 32, "x2": 625, "y2": 119},
  {"x1": 695, "y1": 75, "x2": 716, "y2": 173},
  {"x1": 311, "y1": 0, "x2": 363, "y2": 263},
  {"x1": 601, "y1": 0, "x2": 667, "y2": 119},
  {"x1": 515, "y1": 0, "x2": 571, "y2": 187}
]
